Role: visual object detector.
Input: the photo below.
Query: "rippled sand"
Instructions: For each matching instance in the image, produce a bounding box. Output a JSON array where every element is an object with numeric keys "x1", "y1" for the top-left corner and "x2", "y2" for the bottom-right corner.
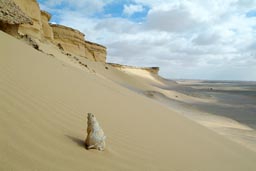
[{"x1": 1, "y1": 31, "x2": 256, "y2": 171}]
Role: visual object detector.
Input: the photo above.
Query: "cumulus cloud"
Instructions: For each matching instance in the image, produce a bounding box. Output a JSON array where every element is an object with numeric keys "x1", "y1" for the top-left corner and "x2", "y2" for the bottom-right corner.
[
  {"x1": 192, "y1": 31, "x2": 220, "y2": 45},
  {"x1": 146, "y1": 7, "x2": 202, "y2": 32},
  {"x1": 38, "y1": 0, "x2": 256, "y2": 81}
]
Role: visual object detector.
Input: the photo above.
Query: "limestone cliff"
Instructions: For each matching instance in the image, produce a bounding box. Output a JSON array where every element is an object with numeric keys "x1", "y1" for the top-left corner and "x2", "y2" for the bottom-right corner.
[
  {"x1": 13, "y1": 0, "x2": 42, "y2": 40},
  {"x1": 0, "y1": 0, "x2": 32, "y2": 36},
  {"x1": 144, "y1": 67, "x2": 160, "y2": 74},
  {"x1": 41, "y1": 10, "x2": 53, "y2": 41},
  {"x1": 51, "y1": 24, "x2": 106, "y2": 62},
  {"x1": 108, "y1": 63, "x2": 160, "y2": 75},
  {"x1": 51, "y1": 24, "x2": 91, "y2": 59},
  {"x1": 0, "y1": 0, "x2": 107, "y2": 62},
  {"x1": 84, "y1": 40, "x2": 107, "y2": 62}
]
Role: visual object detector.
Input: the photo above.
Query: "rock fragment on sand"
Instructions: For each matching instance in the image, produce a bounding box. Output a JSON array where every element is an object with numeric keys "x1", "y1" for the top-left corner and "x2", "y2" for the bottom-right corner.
[{"x1": 85, "y1": 113, "x2": 106, "y2": 151}]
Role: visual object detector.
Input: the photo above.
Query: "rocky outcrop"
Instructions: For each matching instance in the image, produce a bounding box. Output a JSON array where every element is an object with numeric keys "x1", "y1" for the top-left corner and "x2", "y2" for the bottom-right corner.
[
  {"x1": 144, "y1": 67, "x2": 160, "y2": 74},
  {"x1": 0, "y1": 0, "x2": 32, "y2": 36},
  {"x1": 84, "y1": 40, "x2": 107, "y2": 62},
  {"x1": 1, "y1": 0, "x2": 107, "y2": 62},
  {"x1": 13, "y1": 0, "x2": 42, "y2": 40},
  {"x1": 51, "y1": 24, "x2": 107, "y2": 62},
  {"x1": 51, "y1": 24, "x2": 89, "y2": 57},
  {"x1": 40, "y1": 10, "x2": 53, "y2": 41},
  {"x1": 108, "y1": 63, "x2": 160, "y2": 75}
]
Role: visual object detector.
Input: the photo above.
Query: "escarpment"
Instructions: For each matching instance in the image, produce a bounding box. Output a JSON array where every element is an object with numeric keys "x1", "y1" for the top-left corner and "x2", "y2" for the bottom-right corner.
[
  {"x1": 51, "y1": 24, "x2": 88, "y2": 57},
  {"x1": 13, "y1": 0, "x2": 42, "y2": 40},
  {"x1": 144, "y1": 67, "x2": 160, "y2": 75},
  {"x1": 51, "y1": 24, "x2": 106, "y2": 62},
  {"x1": 1, "y1": 0, "x2": 107, "y2": 62},
  {"x1": 0, "y1": 0, "x2": 32, "y2": 36},
  {"x1": 108, "y1": 63, "x2": 160, "y2": 75},
  {"x1": 1, "y1": 0, "x2": 159, "y2": 69},
  {"x1": 84, "y1": 40, "x2": 107, "y2": 62},
  {"x1": 40, "y1": 10, "x2": 53, "y2": 41}
]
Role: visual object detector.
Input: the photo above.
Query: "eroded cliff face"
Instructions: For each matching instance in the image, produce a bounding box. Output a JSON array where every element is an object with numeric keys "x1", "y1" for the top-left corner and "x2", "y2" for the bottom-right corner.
[
  {"x1": 0, "y1": 0, "x2": 32, "y2": 36},
  {"x1": 51, "y1": 24, "x2": 90, "y2": 58},
  {"x1": 108, "y1": 63, "x2": 160, "y2": 75},
  {"x1": 144, "y1": 67, "x2": 160, "y2": 75},
  {"x1": 84, "y1": 41, "x2": 107, "y2": 62},
  {"x1": 13, "y1": 0, "x2": 42, "y2": 40},
  {"x1": 51, "y1": 24, "x2": 106, "y2": 62},
  {"x1": 41, "y1": 10, "x2": 53, "y2": 41},
  {"x1": 3, "y1": 0, "x2": 107, "y2": 62}
]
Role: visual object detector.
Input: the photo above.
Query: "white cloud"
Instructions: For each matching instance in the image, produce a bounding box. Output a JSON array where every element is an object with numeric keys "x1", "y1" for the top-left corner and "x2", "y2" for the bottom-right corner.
[
  {"x1": 123, "y1": 4, "x2": 145, "y2": 16},
  {"x1": 192, "y1": 31, "x2": 220, "y2": 46},
  {"x1": 146, "y1": 7, "x2": 202, "y2": 32}
]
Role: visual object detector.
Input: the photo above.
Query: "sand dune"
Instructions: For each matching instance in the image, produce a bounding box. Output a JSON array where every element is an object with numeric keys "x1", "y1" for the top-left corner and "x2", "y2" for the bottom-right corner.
[{"x1": 1, "y1": 31, "x2": 256, "y2": 170}]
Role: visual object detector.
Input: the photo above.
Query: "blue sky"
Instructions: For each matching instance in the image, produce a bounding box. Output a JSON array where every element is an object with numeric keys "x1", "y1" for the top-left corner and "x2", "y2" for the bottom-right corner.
[
  {"x1": 246, "y1": 9, "x2": 256, "y2": 17},
  {"x1": 38, "y1": 0, "x2": 149, "y2": 22},
  {"x1": 38, "y1": 0, "x2": 256, "y2": 81}
]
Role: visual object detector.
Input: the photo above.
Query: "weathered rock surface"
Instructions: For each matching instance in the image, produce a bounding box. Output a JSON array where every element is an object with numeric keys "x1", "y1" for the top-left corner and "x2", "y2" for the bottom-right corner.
[
  {"x1": 84, "y1": 40, "x2": 107, "y2": 62},
  {"x1": 0, "y1": 0, "x2": 32, "y2": 36},
  {"x1": 13, "y1": 0, "x2": 42, "y2": 40},
  {"x1": 85, "y1": 113, "x2": 106, "y2": 151},
  {"x1": 109, "y1": 63, "x2": 160, "y2": 75},
  {"x1": 51, "y1": 24, "x2": 88, "y2": 57},
  {"x1": 1, "y1": 0, "x2": 108, "y2": 63},
  {"x1": 51, "y1": 24, "x2": 107, "y2": 62},
  {"x1": 0, "y1": 0, "x2": 32, "y2": 25},
  {"x1": 40, "y1": 10, "x2": 53, "y2": 41}
]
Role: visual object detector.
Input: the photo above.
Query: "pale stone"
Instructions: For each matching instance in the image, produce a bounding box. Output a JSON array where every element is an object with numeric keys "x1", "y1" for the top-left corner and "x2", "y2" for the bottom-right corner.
[{"x1": 85, "y1": 113, "x2": 106, "y2": 151}]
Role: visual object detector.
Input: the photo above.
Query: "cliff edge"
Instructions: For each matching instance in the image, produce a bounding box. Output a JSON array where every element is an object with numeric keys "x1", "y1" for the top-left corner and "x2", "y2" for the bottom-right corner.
[
  {"x1": 108, "y1": 63, "x2": 160, "y2": 75},
  {"x1": 51, "y1": 24, "x2": 106, "y2": 62},
  {"x1": 0, "y1": 0, "x2": 160, "y2": 69},
  {"x1": 1, "y1": 0, "x2": 107, "y2": 62}
]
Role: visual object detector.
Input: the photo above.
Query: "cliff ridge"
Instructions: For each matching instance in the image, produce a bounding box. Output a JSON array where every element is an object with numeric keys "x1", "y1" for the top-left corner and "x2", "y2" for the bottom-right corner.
[{"x1": 0, "y1": 0, "x2": 107, "y2": 62}]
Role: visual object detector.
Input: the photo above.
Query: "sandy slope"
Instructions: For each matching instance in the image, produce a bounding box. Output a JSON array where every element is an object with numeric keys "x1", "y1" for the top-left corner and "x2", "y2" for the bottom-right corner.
[
  {"x1": 113, "y1": 69, "x2": 256, "y2": 152},
  {"x1": 0, "y1": 31, "x2": 256, "y2": 171}
]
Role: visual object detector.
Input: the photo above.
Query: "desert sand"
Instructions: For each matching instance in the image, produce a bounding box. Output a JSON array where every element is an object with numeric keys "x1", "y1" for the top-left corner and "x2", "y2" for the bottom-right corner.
[{"x1": 1, "y1": 30, "x2": 256, "y2": 171}]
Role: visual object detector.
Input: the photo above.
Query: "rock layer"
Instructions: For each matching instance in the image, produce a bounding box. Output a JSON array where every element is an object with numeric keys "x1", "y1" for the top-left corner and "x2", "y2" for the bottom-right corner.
[
  {"x1": 13, "y1": 0, "x2": 42, "y2": 40},
  {"x1": 0, "y1": 0, "x2": 32, "y2": 36},
  {"x1": 51, "y1": 24, "x2": 107, "y2": 62},
  {"x1": 1, "y1": 0, "x2": 107, "y2": 62},
  {"x1": 84, "y1": 40, "x2": 107, "y2": 62},
  {"x1": 0, "y1": 0, "x2": 32, "y2": 25},
  {"x1": 108, "y1": 63, "x2": 160, "y2": 75},
  {"x1": 40, "y1": 10, "x2": 53, "y2": 41},
  {"x1": 51, "y1": 24, "x2": 87, "y2": 57}
]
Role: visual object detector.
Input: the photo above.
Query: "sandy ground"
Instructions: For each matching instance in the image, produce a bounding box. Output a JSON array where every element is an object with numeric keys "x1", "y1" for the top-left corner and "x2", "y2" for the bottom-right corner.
[{"x1": 1, "y1": 31, "x2": 256, "y2": 171}]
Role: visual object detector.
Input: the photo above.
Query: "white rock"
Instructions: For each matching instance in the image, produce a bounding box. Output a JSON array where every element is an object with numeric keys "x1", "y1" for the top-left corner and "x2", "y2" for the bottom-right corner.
[{"x1": 85, "y1": 113, "x2": 106, "y2": 151}]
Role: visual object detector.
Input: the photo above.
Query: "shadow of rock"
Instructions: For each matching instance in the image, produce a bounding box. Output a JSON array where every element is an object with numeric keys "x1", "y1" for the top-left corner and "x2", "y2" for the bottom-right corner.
[{"x1": 66, "y1": 135, "x2": 85, "y2": 148}]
